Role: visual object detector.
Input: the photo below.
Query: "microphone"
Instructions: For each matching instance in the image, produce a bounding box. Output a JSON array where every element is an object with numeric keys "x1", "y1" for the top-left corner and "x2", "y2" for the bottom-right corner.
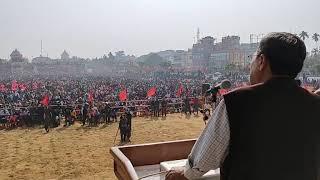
[{"x1": 206, "y1": 79, "x2": 232, "y2": 95}]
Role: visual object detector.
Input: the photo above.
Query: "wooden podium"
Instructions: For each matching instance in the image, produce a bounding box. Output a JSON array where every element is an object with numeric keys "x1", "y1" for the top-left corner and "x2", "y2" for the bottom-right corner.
[{"x1": 110, "y1": 139, "x2": 196, "y2": 180}]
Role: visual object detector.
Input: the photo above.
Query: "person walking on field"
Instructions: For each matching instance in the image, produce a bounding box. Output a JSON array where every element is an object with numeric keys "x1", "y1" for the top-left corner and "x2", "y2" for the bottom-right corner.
[
  {"x1": 119, "y1": 115, "x2": 128, "y2": 143},
  {"x1": 43, "y1": 106, "x2": 51, "y2": 133}
]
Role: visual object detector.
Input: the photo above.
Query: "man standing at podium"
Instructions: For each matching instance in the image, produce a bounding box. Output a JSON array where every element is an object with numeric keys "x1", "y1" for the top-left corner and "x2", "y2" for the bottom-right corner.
[{"x1": 166, "y1": 32, "x2": 320, "y2": 180}]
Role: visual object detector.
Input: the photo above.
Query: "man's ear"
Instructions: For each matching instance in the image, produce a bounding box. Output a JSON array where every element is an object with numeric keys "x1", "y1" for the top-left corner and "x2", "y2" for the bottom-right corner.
[{"x1": 258, "y1": 54, "x2": 268, "y2": 71}]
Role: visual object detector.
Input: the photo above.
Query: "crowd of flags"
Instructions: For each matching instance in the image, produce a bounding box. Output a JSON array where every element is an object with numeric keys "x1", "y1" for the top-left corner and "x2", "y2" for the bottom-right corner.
[{"x1": 0, "y1": 80, "x2": 243, "y2": 106}]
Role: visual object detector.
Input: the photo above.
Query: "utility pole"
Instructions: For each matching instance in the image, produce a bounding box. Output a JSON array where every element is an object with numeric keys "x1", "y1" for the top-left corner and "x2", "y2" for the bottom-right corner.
[{"x1": 40, "y1": 40, "x2": 43, "y2": 57}]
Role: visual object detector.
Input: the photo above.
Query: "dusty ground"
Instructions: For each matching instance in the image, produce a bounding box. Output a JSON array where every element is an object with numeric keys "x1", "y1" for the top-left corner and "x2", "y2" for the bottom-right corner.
[{"x1": 0, "y1": 113, "x2": 205, "y2": 180}]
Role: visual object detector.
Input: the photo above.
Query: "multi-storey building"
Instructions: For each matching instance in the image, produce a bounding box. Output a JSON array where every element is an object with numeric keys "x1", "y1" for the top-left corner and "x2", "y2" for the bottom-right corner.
[
  {"x1": 191, "y1": 36, "x2": 215, "y2": 69},
  {"x1": 192, "y1": 35, "x2": 258, "y2": 71}
]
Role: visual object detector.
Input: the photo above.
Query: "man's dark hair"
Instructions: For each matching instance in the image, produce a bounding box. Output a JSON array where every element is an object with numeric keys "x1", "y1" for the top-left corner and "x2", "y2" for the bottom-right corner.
[{"x1": 258, "y1": 32, "x2": 306, "y2": 78}]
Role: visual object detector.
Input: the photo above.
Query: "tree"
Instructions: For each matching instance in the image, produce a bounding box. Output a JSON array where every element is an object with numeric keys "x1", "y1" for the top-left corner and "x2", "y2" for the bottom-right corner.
[
  {"x1": 115, "y1": 51, "x2": 125, "y2": 57},
  {"x1": 136, "y1": 53, "x2": 166, "y2": 66},
  {"x1": 311, "y1": 48, "x2": 319, "y2": 56},
  {"x1": 312, "y1": 33, "x2": 320, "y2": 47},
  {"x1": 299, "y1": 31, "x2": 309, "y2": 41},
  {"x1": 0, "y1": 59, "x2": 7, "y2": 64},
  {"x1": 160, "y1": 61, "x2": 172, "y2": 69},
  {"x1": 108, "y1": 52, "x2": 115, "y2": 60}
]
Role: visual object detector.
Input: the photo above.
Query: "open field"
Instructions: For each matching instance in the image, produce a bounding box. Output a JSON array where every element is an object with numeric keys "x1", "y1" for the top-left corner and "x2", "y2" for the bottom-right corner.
[{"x1": 0, "y1": 113, "x2": 205, "y2": 180}]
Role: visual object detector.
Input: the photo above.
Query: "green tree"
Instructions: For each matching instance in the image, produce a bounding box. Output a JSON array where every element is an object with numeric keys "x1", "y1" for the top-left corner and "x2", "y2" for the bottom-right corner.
[
  {"x1": 299, "y1": 31, "x2": 309, "y2": 41},
  {"x1": 137, "y1": 53, "x2": 166, "y2": 66}
]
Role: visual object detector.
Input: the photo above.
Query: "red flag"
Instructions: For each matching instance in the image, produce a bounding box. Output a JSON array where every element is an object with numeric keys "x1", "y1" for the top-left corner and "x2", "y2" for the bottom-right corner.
[
  {"x1": 147, "y1": 87, "x2": 156, "y2": 97},
  {"x1": 176, "y1": 84, "x2": 184, "y2": 97},
  {"x1": 40, "y1": 95, "x2": 49, "y2": 106},
  {"x1": 119, "y1": 89, "x2": 127, "y2": 101},
  {"x1": 11, "y1": 80, "x2": 19, "y2": 91},
  {"x1": 88, "y1": 91, "x2": 94, "y2": 103}
]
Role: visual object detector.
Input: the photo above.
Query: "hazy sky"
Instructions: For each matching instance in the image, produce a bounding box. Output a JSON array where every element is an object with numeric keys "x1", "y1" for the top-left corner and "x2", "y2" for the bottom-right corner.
[{"x1": 0, "y1": 0, "x2": 319, "y2": 59}]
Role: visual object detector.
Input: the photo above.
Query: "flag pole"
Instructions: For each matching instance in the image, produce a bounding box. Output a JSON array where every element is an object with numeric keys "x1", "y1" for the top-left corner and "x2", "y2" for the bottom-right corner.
[{"x1": 113, "y1": 127, "x2": 120, "y2": 145}]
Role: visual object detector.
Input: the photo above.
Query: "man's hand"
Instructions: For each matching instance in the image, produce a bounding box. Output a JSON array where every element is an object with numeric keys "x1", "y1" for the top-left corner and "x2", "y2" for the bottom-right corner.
[{"x1": 165, "y1": 166, "x2": 188, "y2": 180}]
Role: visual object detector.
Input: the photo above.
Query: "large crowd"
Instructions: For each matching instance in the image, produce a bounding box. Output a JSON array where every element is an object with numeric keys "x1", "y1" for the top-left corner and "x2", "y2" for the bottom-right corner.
[{"x1": 0, "y1": 70, "x2": 318, "y2": 131}]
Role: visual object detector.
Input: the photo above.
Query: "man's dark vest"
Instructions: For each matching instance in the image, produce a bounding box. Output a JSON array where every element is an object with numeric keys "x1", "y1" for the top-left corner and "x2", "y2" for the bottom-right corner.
[{"x1": 222, "y1": 77, "x2": 320, "y2": 180}]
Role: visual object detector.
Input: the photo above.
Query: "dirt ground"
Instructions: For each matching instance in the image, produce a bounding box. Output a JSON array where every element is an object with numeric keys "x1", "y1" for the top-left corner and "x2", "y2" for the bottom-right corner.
[{"x1": 0, "y1": 113, "x2": 205, "y2": 180}]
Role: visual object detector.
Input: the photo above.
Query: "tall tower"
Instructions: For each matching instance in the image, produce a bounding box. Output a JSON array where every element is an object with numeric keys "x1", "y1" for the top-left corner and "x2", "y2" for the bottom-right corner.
[{"x1": 197, "y1": 28, "x2": 200, "y2": 43}]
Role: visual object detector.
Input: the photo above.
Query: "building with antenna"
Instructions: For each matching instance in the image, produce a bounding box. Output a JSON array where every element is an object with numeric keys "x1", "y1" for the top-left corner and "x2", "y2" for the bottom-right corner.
[
  {"x1": 32, "y1": 41, "x2": 51, "y2": 64},
  {"x1": 191, "y1": 36, "x2": 215, "y2": 69},
  {"x1": 155, "y1": 29, "x2": 259, "y2": 71},
  {"x1": 190, "y1": 32, "x2": 259, "y2": 71}
]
